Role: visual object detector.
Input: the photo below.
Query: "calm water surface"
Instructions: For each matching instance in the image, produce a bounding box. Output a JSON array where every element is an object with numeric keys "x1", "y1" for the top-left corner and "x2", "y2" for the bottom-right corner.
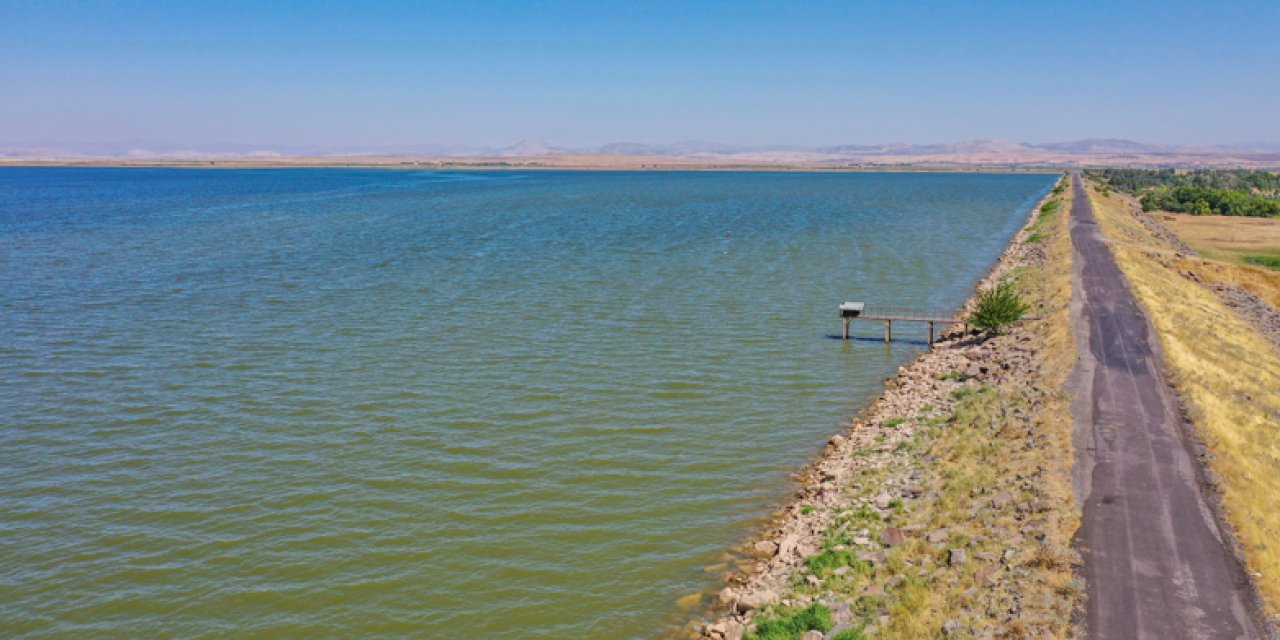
[{"x1": 0, "y1": 169, "x2": 1053, "y2": 638}]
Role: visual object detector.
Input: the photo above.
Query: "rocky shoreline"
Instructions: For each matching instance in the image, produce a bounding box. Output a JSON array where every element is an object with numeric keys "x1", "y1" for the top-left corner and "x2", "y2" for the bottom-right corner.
[{"x1": 691, "y1": 183, "x2": 1074, "y2": 640}]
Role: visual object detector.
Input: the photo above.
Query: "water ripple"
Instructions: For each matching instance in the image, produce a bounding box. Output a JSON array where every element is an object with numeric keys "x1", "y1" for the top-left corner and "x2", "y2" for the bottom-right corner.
[{"x1": 0, "y1": 168, "x2": 1053, "y2": 639}]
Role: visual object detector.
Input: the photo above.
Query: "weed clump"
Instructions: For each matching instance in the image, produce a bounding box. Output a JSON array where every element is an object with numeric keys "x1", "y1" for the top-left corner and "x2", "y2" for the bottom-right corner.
[
  {"x1": 804, "y1": 548, "x2": 868, "y2": 579},
  {"x1": 830, "y1": 628, "x2": 867, "y2": 640},
  {"x1": 747, "y1": 603, "x2": 833, "y2": 640}
]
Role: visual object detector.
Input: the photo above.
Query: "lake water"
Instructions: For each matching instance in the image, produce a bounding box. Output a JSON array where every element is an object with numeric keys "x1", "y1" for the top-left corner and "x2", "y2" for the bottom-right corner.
[{"x1": 0, "y1": 168, "x2": 1053, "y2": 638}]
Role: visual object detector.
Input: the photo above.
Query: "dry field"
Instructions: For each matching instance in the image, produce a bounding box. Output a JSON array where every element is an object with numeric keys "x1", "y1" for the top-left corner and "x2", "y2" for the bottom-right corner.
[
  {"x1": 1161, "y1": 213, "x2": 1280, "y2": 269},
  {"x1": 1087, "y1": 185, "x2": 1280, "y2": 615}
]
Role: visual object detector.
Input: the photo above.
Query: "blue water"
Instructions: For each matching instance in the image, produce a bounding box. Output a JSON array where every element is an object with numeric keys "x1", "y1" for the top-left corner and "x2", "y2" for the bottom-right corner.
[{"x1": 0, "y1": 168, "x2": 1053, "y2": 638}]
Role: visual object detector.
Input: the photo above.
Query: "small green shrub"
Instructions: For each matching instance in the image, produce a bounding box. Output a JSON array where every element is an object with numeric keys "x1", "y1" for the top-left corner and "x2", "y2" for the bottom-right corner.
[
  {"x1": 969, "y1": 282, "x2": 1029, "y2": 332},
  {"x1": 938, "y1": 371, "x2": 965, "y2": 381},
  {"x1": 883, "y1": 417, "x2": 905, "y2": 428}
]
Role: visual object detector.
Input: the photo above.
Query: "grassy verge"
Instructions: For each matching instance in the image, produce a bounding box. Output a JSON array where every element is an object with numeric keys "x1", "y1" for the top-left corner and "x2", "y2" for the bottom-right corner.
[
  {"x1": 1025, "y1": 198, "x2": 1060, "y2": 244},
  {"x1": 1086, "y1": 183, "x2": 1280, "y2": 615}
]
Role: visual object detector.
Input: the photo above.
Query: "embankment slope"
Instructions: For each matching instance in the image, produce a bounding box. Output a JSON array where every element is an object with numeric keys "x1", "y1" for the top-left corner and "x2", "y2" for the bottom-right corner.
[{"x1": 692, "y1": 176, "x2": 1082, "y2": 639}]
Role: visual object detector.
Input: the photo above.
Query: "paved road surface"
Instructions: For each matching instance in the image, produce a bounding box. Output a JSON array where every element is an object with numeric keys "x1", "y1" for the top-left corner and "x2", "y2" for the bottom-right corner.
[{"x1": 1070, "y1": 174, "x2": 1264, "y2": 639}]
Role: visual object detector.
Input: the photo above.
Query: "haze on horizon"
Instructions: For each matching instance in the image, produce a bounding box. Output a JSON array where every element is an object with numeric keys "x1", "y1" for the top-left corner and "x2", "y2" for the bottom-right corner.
[{"x1": 3, "y1": 0, "x2": 1278, "y2": 152}]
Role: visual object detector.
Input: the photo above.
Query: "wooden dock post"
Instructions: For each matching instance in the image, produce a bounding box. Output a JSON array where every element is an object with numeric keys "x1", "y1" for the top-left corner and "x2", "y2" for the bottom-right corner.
[
  {"x1": 928, "y1": 321, "x2": 935, "y2": 345},
  {"x1": 884, "y1": 320, "x2": 891, "y2": 343},
  {"x1": 839, "y1": 302, "x2": 865, "y2": 341}
]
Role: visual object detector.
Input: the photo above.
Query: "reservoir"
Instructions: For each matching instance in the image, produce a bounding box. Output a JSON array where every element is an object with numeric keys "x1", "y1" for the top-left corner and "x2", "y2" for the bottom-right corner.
[{"x1": 0, "y1": 168, "x2": 1053, "y2": 638}]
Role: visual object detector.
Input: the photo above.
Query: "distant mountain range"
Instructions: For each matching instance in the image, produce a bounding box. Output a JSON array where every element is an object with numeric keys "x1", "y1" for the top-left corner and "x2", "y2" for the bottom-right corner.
[
  {"x1": 578, "y1": 138, "x2": 1280, "y2": 157},
  {"x1": 511, "y1": 138, "x2": 1280, "y2": 158},
  {"x1": 5, "y1": 138, "x2": 1280, "y2": 160}
]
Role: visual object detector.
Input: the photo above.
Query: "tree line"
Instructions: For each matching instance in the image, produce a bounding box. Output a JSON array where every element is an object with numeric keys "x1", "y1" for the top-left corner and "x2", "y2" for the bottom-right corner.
[{"x1": 1087, "y1": 168, "x2": 1280, "y2": 217}]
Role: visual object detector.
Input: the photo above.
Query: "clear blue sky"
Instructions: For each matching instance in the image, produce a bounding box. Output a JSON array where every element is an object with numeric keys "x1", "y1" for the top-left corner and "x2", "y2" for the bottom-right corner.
[{"x1": 3, "y1": 0, "x2": 1278, "y2": 149}]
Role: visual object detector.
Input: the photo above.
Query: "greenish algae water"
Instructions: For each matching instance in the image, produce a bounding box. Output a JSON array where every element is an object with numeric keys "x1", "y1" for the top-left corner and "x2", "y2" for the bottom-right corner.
[{"x1": 0, "y1": 168, "x2": 1054, "y2": 638}]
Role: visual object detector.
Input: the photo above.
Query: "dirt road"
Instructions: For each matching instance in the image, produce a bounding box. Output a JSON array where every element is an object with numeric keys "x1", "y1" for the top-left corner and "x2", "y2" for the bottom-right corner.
[{"x1": 1069, "y1": 174, "x2": 1265, "y2": 639}]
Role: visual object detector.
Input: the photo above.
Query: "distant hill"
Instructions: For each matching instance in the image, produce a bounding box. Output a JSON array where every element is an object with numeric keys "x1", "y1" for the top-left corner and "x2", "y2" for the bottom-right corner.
[
  {"x1": 593, "y1": 140, "x2": 802, "y2": 156},
  {"x1": 1029, "y1": 139, "x2": 1174, "y2": 154},
  {"x1": 822, "y1": 139, "x2": 1186, "y2": 156},
  {"x1": 499, "y1": 140, "x2": 555, "y2": 157},
  {"x1": 820, "y1": 139, "x2": 1142, "y2": 156}
]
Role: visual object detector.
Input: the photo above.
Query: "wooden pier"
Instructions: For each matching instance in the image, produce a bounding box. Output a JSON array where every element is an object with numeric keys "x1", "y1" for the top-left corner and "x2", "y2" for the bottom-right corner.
[{"x1": 839, "y1": 302, "x2": 962, "y2": 344}]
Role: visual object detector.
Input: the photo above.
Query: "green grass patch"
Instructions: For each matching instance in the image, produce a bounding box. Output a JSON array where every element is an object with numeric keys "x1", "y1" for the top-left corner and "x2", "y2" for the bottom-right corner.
[
  {"x1": 804, "y1": 548, "x2": 867, "y2": 578},
  {"x1": 846, "y1": 504, "x2": 883, "y2": 524},
  {"x1": 830, "y1": 628, "x2": 868, "y2": 640},
  {"x1": 800, "y1": 504, "x2": 815, "y2": 515},
  {"x1": 883, "y1": 417, "x2": 905, "y2": 428},
  {"x1": 921, "y1": 414, "x2": 949, "y2": 428},
  {"x1": 938, "y1": 371, "x2": 965, "y2": 381},
  {"x1": 747, "y1": 603, "x2": 834, "y2": 640},
  {"x1": 1243, "y1": 253, "x2": 1280, "y2": 270}
]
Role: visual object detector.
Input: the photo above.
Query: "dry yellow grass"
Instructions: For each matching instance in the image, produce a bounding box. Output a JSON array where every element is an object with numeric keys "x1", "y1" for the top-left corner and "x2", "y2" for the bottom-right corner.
[
  {"x1": 1169, "y1": 255, "x2": 1280, "y2": 311},
  {"x1": 1093, "y1": 189, "x2": 1280, "y2": 316},
  {"x1": 1087, "y1": 185, "x2": 1280, "y2": 614},
  {"x1": 1162, "y1": 213, "x2": 1280, "y2": 265},
  {"x1": 1158, "y1": 214, "x2": 1280, "y2": 309}
]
